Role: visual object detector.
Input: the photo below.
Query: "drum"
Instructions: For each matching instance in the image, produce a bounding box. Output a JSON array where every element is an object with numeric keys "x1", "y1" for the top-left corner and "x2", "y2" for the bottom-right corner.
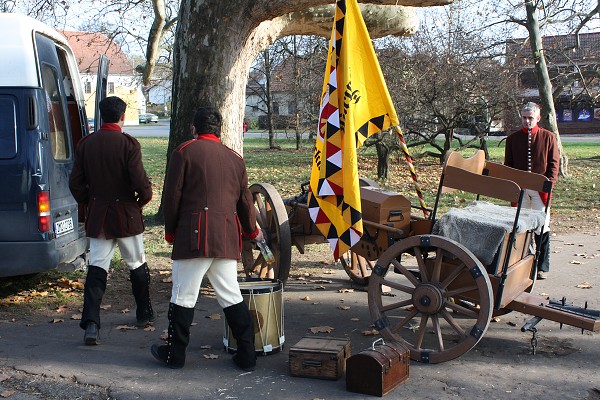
[{"x1": 224, "y1": 280, "x2": 285, "y2": 355}]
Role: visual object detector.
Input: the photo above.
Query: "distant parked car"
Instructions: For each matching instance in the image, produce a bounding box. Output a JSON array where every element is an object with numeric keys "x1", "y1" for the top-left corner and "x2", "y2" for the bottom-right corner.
[
  {"x1": 87, "y1": 117, "x2": 94, "y2": 132},
  {"x1": 139, "y1": 113, "x2": 159, "y2": 124}
]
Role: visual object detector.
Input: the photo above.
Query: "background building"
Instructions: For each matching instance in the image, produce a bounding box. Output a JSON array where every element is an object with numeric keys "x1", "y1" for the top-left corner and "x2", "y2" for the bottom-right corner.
[
  {"x1": 506, "y1": 32, "x2": 600, "y2": 134},
  {"x1": 64, "y1": 31, "x2": 145, "y2": 125}
]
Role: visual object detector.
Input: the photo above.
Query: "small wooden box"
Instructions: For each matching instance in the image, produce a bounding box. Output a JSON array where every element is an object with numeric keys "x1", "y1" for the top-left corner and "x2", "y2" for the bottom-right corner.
[
  {"x1": 360, "y1": 186, "x2": 411, "y2": 237},
  {"x1": 346, "y1": 340, "x2": 409, "y2": 397},
  {"x1": 289, "y1": 336, "x2": 351, "y2": 380}
]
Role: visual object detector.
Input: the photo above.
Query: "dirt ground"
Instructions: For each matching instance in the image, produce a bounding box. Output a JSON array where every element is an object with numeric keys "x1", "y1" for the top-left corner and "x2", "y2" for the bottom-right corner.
[{"x1": 0, "y1": 222, "x2": 598, "y2": 399}]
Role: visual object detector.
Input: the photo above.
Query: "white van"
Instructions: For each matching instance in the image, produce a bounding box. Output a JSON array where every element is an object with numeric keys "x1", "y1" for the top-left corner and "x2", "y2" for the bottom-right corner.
[{"x1": 0, "y1": 13, "x2": 108, "y2": 277}]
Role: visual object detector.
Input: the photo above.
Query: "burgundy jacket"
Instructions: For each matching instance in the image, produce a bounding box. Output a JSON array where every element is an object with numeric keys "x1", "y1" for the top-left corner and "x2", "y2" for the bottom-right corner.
[
  {"x1": 504, "y1": 126, "x2": 560, "y2": 183},
  {"x1": 162, "y1": 134, "x2": 258, "y2": 260},
  {"x1": 69, "y1": 124, "x2": 152, "y2": 239}
]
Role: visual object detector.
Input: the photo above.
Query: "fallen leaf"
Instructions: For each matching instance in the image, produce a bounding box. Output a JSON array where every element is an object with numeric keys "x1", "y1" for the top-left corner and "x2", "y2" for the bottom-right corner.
[
  {"x1": 576, "y1": 282, "x2": 593, "y2": 289},
  {"x1": 338, "y1": 288, "x2": 354, "y2": 293},
  {"x1": 70, "y1": 313, "x2": 82, "y2": 320},
  {"x1": 158, "y1": 270, "x2": 171, "y2": 275},
  {"x1": 301, "y1": 296, "x2": 311, "y2": 301},
  {"x1": 206, "y1": 314, "x2": 221, "y2": 320},
  {"x1": 0, "y1": 390, "x2": 16, "y2": 397},
  {"x1": 160, "y1": 329, "x2": 168, "y2": 340},
  {"x1": 570, "y1": 260, "x2": 582, "y2": 264},
  {"x1": 115, "y1": 325, "x2": 138, "y2": 331},
  {"x1": 313, "y1": 285, "x2": 326, "y2": 290},
  {"x1": 309, "y1": 326, "x2": 334, "y2": 333},
  {"x1": 322, "y1": 269, "x2": 335, "y2": 274},
  {"x1": 337, "y1": 306, "x2": 350, "y2": 310},
  {"x1": 362, "y1": 329, "x2": 378, "y2": 336},
  {"x1": 311, "y1": 279, "x2": 332, "y2": 284},
  {"x1": 55, "y1": 306, "x2": 68, "y2": 313},
  {"x1": 144, "y1": 325, "x2": 156, "y2": 332},
  {"x1": 49, "y1": 318, "x2": 64, "y2": 323},
  {"x1": 0, "y1": 374, "x2": 9, "y2": 382},
  {"x1": 507, "y1": 322, "x2": 517, "y2": 327},
  {"x1": 203, "y1": 353, "x2": 219, "y2": 359},
  {"x1": 100, "y1": 304, "x2": 111, "y2": 310},
  {"x1": 311, "y1": 302, "x2": 320, "y2": 305},
  {"x1": 161, "y1": 277, "x2": 172, "y2": 283},
  {"x1": 491, "y1": 317, "x2": 501, "y2": 322}
]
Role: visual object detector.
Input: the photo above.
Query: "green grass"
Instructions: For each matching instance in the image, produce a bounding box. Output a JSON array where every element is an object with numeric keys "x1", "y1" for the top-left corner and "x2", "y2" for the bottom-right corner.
[{"x1": 139, "y1": 136, "x2": 599, "y2": 230}]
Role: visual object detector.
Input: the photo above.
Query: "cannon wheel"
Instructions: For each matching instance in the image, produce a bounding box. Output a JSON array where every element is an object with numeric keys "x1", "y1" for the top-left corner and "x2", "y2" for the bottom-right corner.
[
  {"x1": 339, "y1": 177, "x2": 380, "y2": 286},
  {"x1": 339, "y1": 251, "x2": 374, "y2": 286},
  {"x1": 368, "y1": 235, "x2": 493, "y2": 364},
  {"x1": 241, "y1": 183, "x2": 292, "y2": 284}
]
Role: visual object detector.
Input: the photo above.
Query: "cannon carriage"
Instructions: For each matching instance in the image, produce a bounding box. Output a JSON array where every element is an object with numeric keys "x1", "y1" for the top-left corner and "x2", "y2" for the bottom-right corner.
[{"x1": 241, "y1": 150, "x2": 600, "y2": 364}]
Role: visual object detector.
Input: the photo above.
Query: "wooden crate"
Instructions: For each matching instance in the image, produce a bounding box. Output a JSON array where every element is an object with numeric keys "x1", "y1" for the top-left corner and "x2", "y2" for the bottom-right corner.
[
  {"x1": 346, "y1": 340, "x2": 409, "y2": 397},
  {"x1": 360, "y1": 187, "x2": 411, "y2": 237},
  {"x1": 289, "y1": 336, "x2": 350, "y2": 380}
]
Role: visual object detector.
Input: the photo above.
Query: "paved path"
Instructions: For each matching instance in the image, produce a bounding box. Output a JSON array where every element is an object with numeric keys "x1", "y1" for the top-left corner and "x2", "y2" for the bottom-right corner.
[{"x1": 0, "y1": 232, "x2": 598, "y2": 399}]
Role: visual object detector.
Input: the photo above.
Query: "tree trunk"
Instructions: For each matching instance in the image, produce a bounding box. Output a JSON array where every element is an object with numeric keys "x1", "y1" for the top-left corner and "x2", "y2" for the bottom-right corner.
[
  {"x1": 375, "y1": 141, "x2": 390, "y2": 179},
  {"x1": 524, "y1": 0, "x2": 569, "y2": 177}
]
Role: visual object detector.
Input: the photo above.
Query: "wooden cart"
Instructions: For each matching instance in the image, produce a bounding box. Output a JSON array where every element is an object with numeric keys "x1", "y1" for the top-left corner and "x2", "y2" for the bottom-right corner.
[{"x1": 242, "y1": 150, "x2": 600, "y2": 363}]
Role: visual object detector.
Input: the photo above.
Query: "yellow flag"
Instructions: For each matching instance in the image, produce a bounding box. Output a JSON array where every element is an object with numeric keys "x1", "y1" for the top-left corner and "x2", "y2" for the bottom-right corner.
[{"x1": 308, "y1": 0, "x2": 399, "y2": 260}]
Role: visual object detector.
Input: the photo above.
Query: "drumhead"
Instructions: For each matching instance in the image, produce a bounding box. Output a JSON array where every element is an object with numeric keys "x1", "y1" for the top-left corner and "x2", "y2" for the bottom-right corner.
[{"x1": 238, "y1": 279, "x2": 282, "y2": 294}]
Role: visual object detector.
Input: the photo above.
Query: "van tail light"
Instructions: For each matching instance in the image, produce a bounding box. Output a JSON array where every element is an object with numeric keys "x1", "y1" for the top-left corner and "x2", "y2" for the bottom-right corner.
[{"x1": 38, "y1": 191, "x2": 51, "y2": 232}]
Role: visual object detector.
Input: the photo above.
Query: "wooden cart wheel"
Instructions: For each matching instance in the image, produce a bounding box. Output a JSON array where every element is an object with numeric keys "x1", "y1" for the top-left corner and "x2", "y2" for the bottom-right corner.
[
  {"x1": 241, "y1": 183, "x2": 292, "y2": 284},
  {"x1": 339, "y1": 251, "x2": 374, "y2": 286},
  {"x1": 368, "y1": 235, "x2": 493, "y2": 364},
  {"x1": 338, "y1": 177, "x2": 380, "y2": 285}
]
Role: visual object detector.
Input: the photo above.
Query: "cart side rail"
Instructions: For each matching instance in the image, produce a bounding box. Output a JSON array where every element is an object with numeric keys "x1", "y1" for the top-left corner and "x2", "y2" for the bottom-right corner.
[{"x1": 484, "y1": 161, "x2": 552, "y2": 195}]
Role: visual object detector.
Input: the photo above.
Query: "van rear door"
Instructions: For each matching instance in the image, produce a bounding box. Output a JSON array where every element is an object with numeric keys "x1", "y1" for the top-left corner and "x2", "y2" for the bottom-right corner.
[{"x1": 34, "y1": 32, "x2": 85, "y2": 265}]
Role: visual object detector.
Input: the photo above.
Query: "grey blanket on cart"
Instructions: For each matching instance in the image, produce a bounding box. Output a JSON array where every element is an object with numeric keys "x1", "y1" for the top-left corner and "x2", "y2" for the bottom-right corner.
[{"x1": 432, "y1": 201, "x2": 546, "y2": 266}]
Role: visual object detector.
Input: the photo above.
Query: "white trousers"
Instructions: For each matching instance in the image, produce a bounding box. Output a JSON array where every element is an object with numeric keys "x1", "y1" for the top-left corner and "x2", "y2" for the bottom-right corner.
[
  {"x1": 171, "y1": 258, "x2": 243, "y2": 309},
  {"x1": 89, "y1": 234, "x2": 146, "y2": 272},
  {"x1": 522, "y1": 189, "x2": 551, "y2": 233}
]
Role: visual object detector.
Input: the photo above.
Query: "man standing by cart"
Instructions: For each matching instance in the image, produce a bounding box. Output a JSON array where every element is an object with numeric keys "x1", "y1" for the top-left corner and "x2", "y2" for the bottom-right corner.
[
  {"x1": 504, "y1": 102, "x2": 559, "y2": 280},
  {"x1": 70, "y1": 96, "x2": 154, "y2": 345},
  {"x1": 151, "y1": 106, "x2": 263, "y2": 370}
]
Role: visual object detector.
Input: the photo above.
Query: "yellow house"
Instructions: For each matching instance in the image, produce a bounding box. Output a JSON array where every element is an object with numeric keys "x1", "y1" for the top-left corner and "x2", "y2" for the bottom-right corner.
[{"x1": 63, "y1": 31, "x2": 145, "y2": 125}]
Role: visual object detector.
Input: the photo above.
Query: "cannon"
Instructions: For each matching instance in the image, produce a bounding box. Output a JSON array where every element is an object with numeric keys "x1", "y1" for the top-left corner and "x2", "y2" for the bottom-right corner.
[{"x1": 241, "y1": 150, "x2": 599, "y2": 363}]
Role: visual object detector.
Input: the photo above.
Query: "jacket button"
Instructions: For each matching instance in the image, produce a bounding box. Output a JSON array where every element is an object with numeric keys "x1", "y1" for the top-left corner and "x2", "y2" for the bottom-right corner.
[
  {"x1": 204, "y1": 207, "x2": 208, "y2": 211},
  {"x1": 194, "y1": 230, "x2": 198, "y2": 233}
]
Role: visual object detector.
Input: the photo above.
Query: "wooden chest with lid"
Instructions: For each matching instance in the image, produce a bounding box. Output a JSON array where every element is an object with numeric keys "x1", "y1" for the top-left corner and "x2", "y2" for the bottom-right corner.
[{"x1": 289, "y1": 336, "x2": 351, "y2": 380}]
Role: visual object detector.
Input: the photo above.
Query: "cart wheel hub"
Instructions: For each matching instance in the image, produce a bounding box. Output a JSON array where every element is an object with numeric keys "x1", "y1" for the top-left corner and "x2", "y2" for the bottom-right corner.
[{"x1": 413, "y1": 284, "x2": 444, "y2": 314}]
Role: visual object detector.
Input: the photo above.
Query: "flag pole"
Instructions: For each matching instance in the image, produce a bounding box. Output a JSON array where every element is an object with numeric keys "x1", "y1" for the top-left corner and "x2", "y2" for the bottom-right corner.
[{"x1": 393, "y1": 125, "x2": 429, "y2": 217}]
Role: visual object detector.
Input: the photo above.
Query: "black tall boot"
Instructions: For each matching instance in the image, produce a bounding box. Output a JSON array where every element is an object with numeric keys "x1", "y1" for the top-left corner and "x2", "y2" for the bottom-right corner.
[
  {"x1": 150, "y1": 303, "x2": 194, "y2": 369},
  {"x1": 80, "y1": 265, "x2": 107, "y2": 345},
  {"x1": 130, "y1": 263, "x2": 155, "y2": 326},
  {"x1": 535, "y1": 231, "x2": 551, "y2": 274},
  {"x1": 223, "y1": 301, "x2": 256, "y2": 371}
]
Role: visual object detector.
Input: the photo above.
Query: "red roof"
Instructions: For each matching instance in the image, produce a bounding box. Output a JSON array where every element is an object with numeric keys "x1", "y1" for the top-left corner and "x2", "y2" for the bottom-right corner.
[{"x1": 63, "y1": 31, "x2": 134, "y2": 75}]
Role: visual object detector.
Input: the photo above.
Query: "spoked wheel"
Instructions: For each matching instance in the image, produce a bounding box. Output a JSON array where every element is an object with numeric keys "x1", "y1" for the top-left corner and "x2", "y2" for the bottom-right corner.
[
  {"x1": 339, "y1": 251, "x2": 374, "y2": 286},
  {"x1": 368, "y1": 235, "x2": 493, "y2": 364},
  {"x1": 241, "y1": 183, "x2": 292, "y2": 284},
  {"x1": 339, "y1": 177, "x2": 380, "y2": 286}
]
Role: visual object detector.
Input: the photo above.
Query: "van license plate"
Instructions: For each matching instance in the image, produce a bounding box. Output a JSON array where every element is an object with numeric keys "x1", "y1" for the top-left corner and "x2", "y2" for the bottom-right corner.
[{"x1": 55, "y1": 217, "x2": 74, "y2": 237}]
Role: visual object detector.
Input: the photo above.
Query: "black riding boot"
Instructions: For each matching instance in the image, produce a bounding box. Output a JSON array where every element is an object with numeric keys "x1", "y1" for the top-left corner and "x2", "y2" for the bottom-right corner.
[
  {"x1": 80, "y1": 265, "x2": 107, "y2": 345},
  {"x1": 535, "y1": 231, "x2": 551, "y2": 273},
  {"x1": 130, "y1": 263, "x2": 155, "y2": 326},
  {"x1": 223, "y1": 301, "x2": 256, "y2": 371},
  {"x1": 151, "y1": 303, "x2": 194, "y2": 369}
]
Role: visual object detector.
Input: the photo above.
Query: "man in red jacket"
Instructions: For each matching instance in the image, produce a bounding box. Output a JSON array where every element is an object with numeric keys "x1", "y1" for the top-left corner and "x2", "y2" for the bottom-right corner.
[
  {"x1": 70, "y1": 96, "x2": 154, "y2": 345},
  {"x1": 504, "y1": 102, "x2": 559, "y2": 280},
  {"x1": 151, "y1": 106, "x2": 263, "y2": 370}
]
